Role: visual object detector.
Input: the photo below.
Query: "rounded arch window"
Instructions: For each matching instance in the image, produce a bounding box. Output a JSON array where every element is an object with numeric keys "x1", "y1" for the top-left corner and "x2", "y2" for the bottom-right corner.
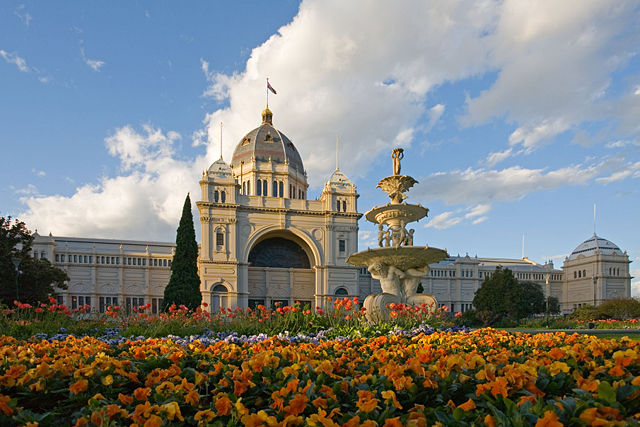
[
  {"x1": 215, "y1": 228, "x2": 224, "y2": 247},
  {"x1": 334, "y1": 287, "x2": 348, "y2": 296},
  {"x1": 248, "y1": 237, "x2": 311, "y2": 268},
  {"x1": 210, "y1": 283, "x2": 229, "y2": 313},
  {"x1": 212, "y1": 284, "x2": 228, "y2": 293}
]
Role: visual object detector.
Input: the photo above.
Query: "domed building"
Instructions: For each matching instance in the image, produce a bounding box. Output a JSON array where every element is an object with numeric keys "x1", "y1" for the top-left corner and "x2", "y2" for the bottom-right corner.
[
  {"x1": 561, "y1": 234, "x2": 631, "y2": 311},
  {"x1": 197, "y1": 107, "x2": 361, "y2": 311}
]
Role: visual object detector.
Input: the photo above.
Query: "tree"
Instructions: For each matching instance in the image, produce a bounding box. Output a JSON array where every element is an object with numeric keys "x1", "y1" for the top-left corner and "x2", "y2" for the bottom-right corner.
[
  {"x1": 546, "y1": 296, "x2": 561, "y2": 315},
  {"x1": 162, "y1": 194, "x2": 202, "y2": 311},
  {"x1": 597, "y1": 298, "x2": 640, "y2": 320},
  {"x1": 0, "y1": 217, "x2": 68, "y2": 305},
  {"x1": 472, "y1": 267, "x2": 545, "y2": 325}
]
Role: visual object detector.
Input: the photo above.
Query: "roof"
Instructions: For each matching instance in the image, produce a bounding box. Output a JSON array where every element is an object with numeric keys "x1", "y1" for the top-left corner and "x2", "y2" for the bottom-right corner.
[
  {"x1": 567, "y1": 234, "x2": 623, "y2": 260},
  {"x1": 327, "y1": 168, "x2": 353, "y2": 188},
  {"x1": 231, "y1": 108, "x2": 305, "y2": 173}
]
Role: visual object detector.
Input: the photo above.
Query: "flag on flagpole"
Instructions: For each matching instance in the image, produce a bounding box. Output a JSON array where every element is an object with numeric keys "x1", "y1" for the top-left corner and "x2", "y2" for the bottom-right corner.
[{"x1": 267, "y1": 80, "x2": 277, "y2": 94}]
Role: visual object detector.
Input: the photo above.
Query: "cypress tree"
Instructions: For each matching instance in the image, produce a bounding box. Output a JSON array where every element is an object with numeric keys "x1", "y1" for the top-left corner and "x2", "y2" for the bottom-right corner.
[{"x1": 162, "y1": 193, "x2": 202, "y2": 311}]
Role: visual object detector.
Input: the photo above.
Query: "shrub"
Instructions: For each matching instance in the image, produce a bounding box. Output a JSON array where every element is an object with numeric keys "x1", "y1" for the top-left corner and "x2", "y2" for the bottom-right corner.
[{"x1": 598, "y1": 298, "x2": 640, "y2": 320}]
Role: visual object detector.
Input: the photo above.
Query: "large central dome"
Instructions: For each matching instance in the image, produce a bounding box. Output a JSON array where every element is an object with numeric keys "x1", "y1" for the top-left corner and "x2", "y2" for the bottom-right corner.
[{"x1": 231, "y1": 108, "x2": 305, "y2": 173}]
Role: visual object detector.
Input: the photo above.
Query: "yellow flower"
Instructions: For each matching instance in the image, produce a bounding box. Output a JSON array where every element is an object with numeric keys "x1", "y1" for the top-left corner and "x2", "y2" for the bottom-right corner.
[
  {"x1": 356, "y1": 390, "x2": 379, "y2": 413},
  {"x1": 381, "y1": 390, "x2": 402, "y2": 409},
  {"x1": 458, "y1": 398, "x2": 476, "y2": 411},
  {"x1": 101, "y1": 375, "x2": 113, "y2": 386},
  {"x1": 535, "y1": 410, "x2": 562, "y2": 427},
  {"x1": 162, "y1": 401, "x2": 184, "y2": 421}
]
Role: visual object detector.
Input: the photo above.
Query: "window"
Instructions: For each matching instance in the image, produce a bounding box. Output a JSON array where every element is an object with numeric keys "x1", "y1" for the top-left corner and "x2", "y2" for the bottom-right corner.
[
  {"x1": 247, "y1": 181, "x2": 250, "y2": 195},
  {"x1": 142, "y1": 259, "x2": 146, "y2": 266},
  {"x1": 279, "y1": 181, "x2": 283, "y2": 197},
  {"x1": 289, "y1": 184, "x2": 293, "y2": 198},
  {"x1": 216, "y1": 230, "x2": 224, "y2": 247},
  {"x1": 55, "y1": 254, "x2": 59, "y2": 262},
  {"x1": 74, "y1": 255, "x2": 78, "y2": 263},
  {"x1": 116, "y1": 257, "x2": 120, "y2": 265},
  {"x1": 583, "y1": 269, "x2": 586, "y2": 277},
  {"x1": 84, "y1": 255, "x2": 88, "y2": 263},
  {"x1": 339, "y1": 239, "x2": 346, "y2": 253},
  {"x1": 101, "y1": 256, "x2": 105, "y2": 264},
  {"x1": 263, "y1": 181, "x2": 267, "y2": 197},
  {"x1": 574, "y1": 271, "x2": 577, "y2": 279},
  {"x1": 41, "y1": 251, "x2": 46, "y2": 260},
  {"x1": 34, "y1": 252, "x2": 38, "y2": 259},
  {"x1": 257, "y1": 180, "x2": 262, "y2": 196},
  {"x1": 273, "y1": 181, "x2": 278, "y2": 197},
  {"x1": 242, "y1": 182, "x2": 246, "y2": 194},
  {"x1": 163, "y1": 259, "x2": 167, "y2": 267},
  {"x1": 336, "y1": 200, "x2": 341, "y2": 211},
  {"x1": 61, "y1": 254, "x2": 65, "y2": 262},
  {"x1": 214, "y1": 190, "x2": 219, "y2": 202},
  {"x1": 111, "y1": 257, "x2": 115, "y2": 264},
  {"x1": 271, "y1": 299, "x2": 289, "y2": 309},
  {"x1": 335, "y1": 287, "x2": 348, "y2": 296},
  {"x1": 221, "y1": 191, "x2": 226, "y2": 203},
  {"x1": 248, "y1": 299, "x2": 265, "y2": 310},
  {"x1": 152, "y1": 298, "x2": 162, "y2": 314},
  {"x1": 342, "y1": 201, "x2": 346, "y2": 212}
]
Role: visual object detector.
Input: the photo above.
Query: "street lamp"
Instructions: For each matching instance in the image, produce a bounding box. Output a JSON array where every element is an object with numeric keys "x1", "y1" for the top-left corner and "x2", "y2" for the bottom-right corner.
[{"x1": 11, "y1": 256, "x2": 21, "y2": 301}]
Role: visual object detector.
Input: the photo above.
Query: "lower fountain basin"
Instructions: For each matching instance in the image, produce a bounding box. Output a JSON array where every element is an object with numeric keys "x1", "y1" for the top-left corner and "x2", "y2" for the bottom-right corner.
[{"x1": 347, "y1": 246, "x2": 448, "y2": 271}]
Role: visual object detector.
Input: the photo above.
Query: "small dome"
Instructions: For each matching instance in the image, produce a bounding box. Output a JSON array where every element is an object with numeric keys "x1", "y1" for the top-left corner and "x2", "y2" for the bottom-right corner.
[
  {"x1": 568, "y1": 234, "x2": 623, "y2": 260},
  {"x1": 231, "y1": 109, "x2": 305, "y2": 173},
  {"x1": 207, "y1": 158, "x2": 232, "y2": 176},
  {"x1": 327, "y1": 169, "x2": 353, "y2": 188}
]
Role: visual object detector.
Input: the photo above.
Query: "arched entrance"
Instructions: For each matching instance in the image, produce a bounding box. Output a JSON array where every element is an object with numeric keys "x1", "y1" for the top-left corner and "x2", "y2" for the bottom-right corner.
[{"x1": 246, "y1": 230, "x2": 316, "y2": 309}]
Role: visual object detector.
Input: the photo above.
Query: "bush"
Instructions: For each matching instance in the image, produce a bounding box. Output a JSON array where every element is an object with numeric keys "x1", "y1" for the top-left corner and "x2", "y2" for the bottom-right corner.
[
  {"x1": 566, "y1": 305, "x2": 603, "y2": 321},
  {"x1": 598, "y1": 298, "x2": 640, "y2": 320}
]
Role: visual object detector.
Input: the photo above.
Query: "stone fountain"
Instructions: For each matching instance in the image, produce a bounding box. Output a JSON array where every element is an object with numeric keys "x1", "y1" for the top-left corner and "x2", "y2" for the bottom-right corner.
[{"x1": 347, "y1": 148, "x2": 448, "y2": 322}]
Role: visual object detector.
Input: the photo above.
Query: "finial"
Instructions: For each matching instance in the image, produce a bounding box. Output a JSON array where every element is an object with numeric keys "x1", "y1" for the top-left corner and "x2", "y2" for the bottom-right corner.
[{"x1": 593, "y1": 203, "x2": 597, "y2": 236}]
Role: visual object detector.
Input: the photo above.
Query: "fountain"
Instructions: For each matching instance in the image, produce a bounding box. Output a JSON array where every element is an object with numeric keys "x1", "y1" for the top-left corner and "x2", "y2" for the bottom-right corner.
[{"x1": 347, "y1": 148, "x2": 448, "y2": 322}]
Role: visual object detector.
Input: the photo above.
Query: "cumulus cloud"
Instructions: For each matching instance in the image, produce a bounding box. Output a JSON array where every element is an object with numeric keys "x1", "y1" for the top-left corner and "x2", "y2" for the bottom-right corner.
[
  {"x1": 595, "y1": 160, "x2": 640, "y2": 184},
  {"x1": 462, "y1": 0, "x2": 640, "y2": 152},
  {"x1": 20, "y1": 126, "x2": 207, "y2": 240},
  {"x1": 415, "y1": 162, "x2": 604, "y2": 206},
  {"x1": 0, "y1": 49, "x2": 30, "y2": 72},
  {"x1": 426, "y1": 211, "x2": 463, "y2": 230}
]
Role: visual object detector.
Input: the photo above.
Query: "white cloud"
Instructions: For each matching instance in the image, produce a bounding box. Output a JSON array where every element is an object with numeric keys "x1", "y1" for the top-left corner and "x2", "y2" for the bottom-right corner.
[
  {"x1": 462, "y1": 0, "x2": 640, "y2": 152},
  {"x1": 425, "y1": 104, "x2": 445, "y2": 132},
  {"x1": 15, "y1": 184, "x2": 39, "y2": 196},
  {"x1": 485, "y1": 148, "x2": 513, "y2": 167},
  {"x1": 31, "y1": 169, "x2": 46, "y2": 177},
  {"x1": 465, "y1": 204, "x2": 491, "y2": 219},
  {"x1": 426, "y1": 211, "x2": 463, "y2": 230},
  {"x1": 80, "y1": 47, "x2": 105, "y2": 72},
  {"x1": 596, "y1": 161, "x2": 640, "y2": 184},
  {"x1": 0, "y1": 49, "x2": 30, "y2": 72},
  {"x1": 14, "y1": 5, "x2": 32, "y2": 27},
  {"x1": 20, "y1": 125, "x2": 206, "y2": 240},
  {"x1": 415, "y1": 162, "x2": 602, "y2": 207}
]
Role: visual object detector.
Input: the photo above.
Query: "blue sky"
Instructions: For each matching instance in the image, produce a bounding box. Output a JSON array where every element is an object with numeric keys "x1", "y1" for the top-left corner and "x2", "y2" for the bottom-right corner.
[{"x1": 2, "y1": 1, "x2": 639, "y2": 292}]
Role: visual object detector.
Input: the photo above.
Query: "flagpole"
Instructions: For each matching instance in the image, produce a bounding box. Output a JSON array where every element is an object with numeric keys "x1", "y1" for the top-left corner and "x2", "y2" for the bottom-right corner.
[
  {"x1": 266, "y1": 77, "x2": 269, "y2": 108},
  {"x1": 219, "y1": 122, "x2": 223, "y2": 160}
]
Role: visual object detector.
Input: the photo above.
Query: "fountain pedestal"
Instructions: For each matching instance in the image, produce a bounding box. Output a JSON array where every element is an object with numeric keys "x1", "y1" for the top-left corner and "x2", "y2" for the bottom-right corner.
[{"x1": 347, "y1": 148, "x2": 447, "y2": 322}]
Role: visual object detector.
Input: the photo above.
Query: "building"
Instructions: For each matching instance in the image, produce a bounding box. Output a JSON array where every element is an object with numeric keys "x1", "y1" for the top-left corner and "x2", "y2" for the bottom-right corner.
[{"x1": 30, "y1": 107, "x2": 632, "y2": 314}]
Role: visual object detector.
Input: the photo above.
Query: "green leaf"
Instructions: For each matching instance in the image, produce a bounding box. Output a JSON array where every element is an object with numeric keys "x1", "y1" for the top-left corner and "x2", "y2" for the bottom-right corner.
[{"x1": 598, "y1": 381, "x2": 616, "y2": 404}]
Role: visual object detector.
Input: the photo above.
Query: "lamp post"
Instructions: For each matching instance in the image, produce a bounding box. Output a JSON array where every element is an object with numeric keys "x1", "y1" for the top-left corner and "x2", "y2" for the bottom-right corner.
[{"x1": 11, "y1": 256, "x2": 21, "y2": 301}]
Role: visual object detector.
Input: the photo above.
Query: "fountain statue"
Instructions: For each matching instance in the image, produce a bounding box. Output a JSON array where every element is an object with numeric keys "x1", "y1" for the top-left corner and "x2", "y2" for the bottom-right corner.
[{"x1": 347, "y1": 148, "x2": 448, "y2": 322}]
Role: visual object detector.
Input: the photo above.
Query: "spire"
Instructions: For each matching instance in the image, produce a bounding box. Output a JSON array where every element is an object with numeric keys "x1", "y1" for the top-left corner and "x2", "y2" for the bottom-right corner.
[
  {"x1": 261, "y1": 107, "x2": 273, "y2": 125},
  {"x1": 593, "y1": 203, "x2": 597, "y2": 236},
  {"x1": 219, "y1": 122, "x2": 223, "y2": 160}
]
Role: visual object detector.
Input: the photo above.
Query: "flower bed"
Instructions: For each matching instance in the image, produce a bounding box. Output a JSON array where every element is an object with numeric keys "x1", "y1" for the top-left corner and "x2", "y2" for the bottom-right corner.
[{"x1": 1, "y1": 329, "x2": 640, "y2": 426}]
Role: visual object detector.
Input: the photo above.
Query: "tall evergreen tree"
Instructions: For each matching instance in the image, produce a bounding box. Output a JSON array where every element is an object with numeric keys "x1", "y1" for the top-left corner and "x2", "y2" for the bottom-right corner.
[{"x1": 162, "y1": 194, "x2": 202, "y2": 311}]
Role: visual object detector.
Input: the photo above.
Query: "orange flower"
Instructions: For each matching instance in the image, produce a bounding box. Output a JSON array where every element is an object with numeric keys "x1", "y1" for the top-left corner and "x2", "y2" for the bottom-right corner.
[
  {"x1": 383, "y1": 417, "x2": 403, "y2": 427},
  {"x1": 356, "y1": 390, "x2": 379, "y2": 413},
  {"x1": 458, "y1": 398, "x2": 476, "y2": 411},
  {"x1": 381, "y1": 390, "x2": 402, "y2": 409},
  {"x1": 118, "y1": 393, "x2": 134, "y2": 405},
  {"x1": 0, "y1": 394, "x2": 13, "y2": 416},
  {"x1": 284, "y1": 393, "x2": 308, "y2": 416},
  {"x1": 194, "y1": 409, "x2": 216, "y2": 422},
  {"x1": 535, "y1": 410, "x2": 562, "y2": 427},
  {"x1": 484, "y1": 414, "x2": 497, "y2": 427},
  {"x1": 134, "y1": 387, "x2": 152, "y2": 401},
  {"x1": 69, "y1": 379, "x2": 88, "y2": 394},
  {"x1": 549, "y1": 347, "x2": 565, "y2": 359},
  {"x1": 215, "y1": 395, "x2": 233, "y2": 416},
  {"x1": 144, "y1": 414, "x2": 163, "y2": 427},
  {"x1": 185, "y1": 390, "x2": 200, "y2": 406}
]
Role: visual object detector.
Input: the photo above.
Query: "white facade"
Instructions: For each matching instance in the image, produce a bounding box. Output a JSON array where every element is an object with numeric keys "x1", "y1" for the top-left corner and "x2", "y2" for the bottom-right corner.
[{"x1": 31, "y1": 234, "x2": 174, "y2": 314}]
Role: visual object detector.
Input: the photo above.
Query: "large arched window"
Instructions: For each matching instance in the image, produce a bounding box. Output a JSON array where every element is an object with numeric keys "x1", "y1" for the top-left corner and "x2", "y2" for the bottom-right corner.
[
  {"x1": 211, "y1": 284, "x2": 229, "y2": 313},
  {"x1": 334, "y1": 287, "x2": 348, "y2": 296},
  {"x1": 249, "y1": 237, "x2": 311, "y2": 268}
]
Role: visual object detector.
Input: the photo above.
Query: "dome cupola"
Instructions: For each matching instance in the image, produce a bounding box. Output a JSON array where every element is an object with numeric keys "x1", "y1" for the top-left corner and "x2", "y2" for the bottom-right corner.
[{"x1": 568, "y1": 234, "x2": 623, "y2": 260}]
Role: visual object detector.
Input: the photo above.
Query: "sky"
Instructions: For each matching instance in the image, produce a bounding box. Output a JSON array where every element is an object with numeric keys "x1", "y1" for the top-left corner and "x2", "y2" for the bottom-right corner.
[{"x1": 2, "y1": 1, "x2": 639, "y2": 294}]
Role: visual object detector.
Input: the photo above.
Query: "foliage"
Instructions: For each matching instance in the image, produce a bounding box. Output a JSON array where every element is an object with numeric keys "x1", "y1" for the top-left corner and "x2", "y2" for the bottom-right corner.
[
  {"x1": 546, "y1": 296, "x2": 561, "y2": 315},
  {"x1": 472, "y1": 268, "x2": 545, "y2": 325},
  {"x1": 2, "y1": 329, "x2": 640, "y2": 425},
  {"x1": 0, "y1": 217, "x2": 68, "y2": 306},
  {"x1": 598, "y1": 298, "x2": 640, "y2": 320},
  {"x1": 162, "y1": 194, "x2": 201, "y2": 312},
  {"x1": 567, "y1": 304, "x2": 603, "y2": 321}
]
